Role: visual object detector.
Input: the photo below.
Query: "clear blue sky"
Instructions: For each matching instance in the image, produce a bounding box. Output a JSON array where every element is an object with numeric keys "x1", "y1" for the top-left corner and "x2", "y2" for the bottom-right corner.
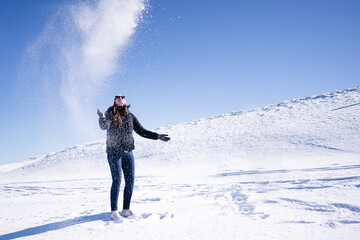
[{"x1": 0, "y1": 0, "x2": 359, "y2": 165}]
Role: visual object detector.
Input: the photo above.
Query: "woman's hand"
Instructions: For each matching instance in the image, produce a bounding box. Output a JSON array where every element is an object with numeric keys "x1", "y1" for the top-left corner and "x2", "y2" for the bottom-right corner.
[
  {"x1": 158, "y1": 134, "x2": 170, "y2": 141},
  {"x1": 97, "y1": 109, "x2": 105, "y2": 118}
]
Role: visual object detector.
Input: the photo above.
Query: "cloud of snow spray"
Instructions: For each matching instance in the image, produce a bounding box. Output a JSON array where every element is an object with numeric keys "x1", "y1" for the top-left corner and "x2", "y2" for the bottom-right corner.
[{"x1": 20, "y1": 0, "x2": 146, "y2": 138}]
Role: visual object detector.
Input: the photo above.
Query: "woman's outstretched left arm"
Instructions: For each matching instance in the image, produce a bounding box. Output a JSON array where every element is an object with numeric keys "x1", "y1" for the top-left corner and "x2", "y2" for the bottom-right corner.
[{"x1": 132, "y1": 114, "x2": 159, "y2": 140}]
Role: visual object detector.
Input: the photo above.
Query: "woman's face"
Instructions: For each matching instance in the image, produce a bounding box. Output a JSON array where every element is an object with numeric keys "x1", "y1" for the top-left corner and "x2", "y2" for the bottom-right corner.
[{"x1": 114, "y1": 96, "x2": 125, "y2": 106}]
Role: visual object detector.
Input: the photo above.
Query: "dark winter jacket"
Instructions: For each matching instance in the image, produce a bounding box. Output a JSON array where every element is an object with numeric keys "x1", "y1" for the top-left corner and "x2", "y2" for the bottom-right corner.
[{"x1": 99, "y1": 106, "x2": 159, "y2": 153}]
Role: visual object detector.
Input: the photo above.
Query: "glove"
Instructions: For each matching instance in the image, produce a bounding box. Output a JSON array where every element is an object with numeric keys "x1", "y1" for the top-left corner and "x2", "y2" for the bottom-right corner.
[
  {"x1": 97, "y1": 109, "x2": 105, "y2": 118},
  {"x1": 158, "y1": 134, "x2": 170, "y2": 142}
]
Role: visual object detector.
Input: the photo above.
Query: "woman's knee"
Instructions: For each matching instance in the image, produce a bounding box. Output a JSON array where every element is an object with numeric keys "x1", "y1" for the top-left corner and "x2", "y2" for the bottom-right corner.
[
  {"x1": 112, "y1": 173, "x2": 121, "y2": 183},
  {"x1": 124, "y1": 174, "x2": 134, "y2": 186}
]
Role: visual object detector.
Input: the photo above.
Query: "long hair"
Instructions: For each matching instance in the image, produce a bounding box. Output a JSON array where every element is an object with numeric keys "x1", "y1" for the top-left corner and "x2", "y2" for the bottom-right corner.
[{"x1": 109, "y1": 100, "x2": 131, "y2": 129}]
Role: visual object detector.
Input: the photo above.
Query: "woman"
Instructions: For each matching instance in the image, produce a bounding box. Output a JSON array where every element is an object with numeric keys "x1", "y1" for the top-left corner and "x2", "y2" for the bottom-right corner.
[{"x1": 97, "y1": 94, "x2": 170, "y2": 220}]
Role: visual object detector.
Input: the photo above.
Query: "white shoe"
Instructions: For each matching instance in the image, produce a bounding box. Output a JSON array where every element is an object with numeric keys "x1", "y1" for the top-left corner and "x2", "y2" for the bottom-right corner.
[
  {"x1": 110, "y1": 210, "x2": 122, "y2": 220},
  {"x1": 121, "y1": 209, "x2": 134, "y2": 217}
]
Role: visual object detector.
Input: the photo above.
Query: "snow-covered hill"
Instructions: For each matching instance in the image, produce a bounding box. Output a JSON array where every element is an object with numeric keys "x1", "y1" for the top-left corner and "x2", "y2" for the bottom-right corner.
[
  {"x1": 1, "y1": 86, "x2": 359, "y2": 182},
  {"x1": 1, "y1": 86, "x2": 359, "y2": 240}
]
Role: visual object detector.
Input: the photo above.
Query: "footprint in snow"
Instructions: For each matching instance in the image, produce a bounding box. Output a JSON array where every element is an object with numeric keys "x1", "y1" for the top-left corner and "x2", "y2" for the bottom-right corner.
[{"x1": 126, "y1": 212, "x2": 174, "y2": 220}]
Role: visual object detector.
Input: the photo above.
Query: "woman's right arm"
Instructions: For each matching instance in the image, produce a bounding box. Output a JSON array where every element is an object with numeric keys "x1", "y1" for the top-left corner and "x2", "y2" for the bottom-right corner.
[{"x1": 99, "y1": 111, "x2": 110, "y2": 130}]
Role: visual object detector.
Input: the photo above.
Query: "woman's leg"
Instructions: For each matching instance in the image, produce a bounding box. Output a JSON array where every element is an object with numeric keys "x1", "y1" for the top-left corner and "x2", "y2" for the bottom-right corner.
[
  {"x1": 121, "y1": 151, "x2": 135, "y2": 210},
  {"x1": 107, "y1": 150, "x2": 122, "y2": 211}
]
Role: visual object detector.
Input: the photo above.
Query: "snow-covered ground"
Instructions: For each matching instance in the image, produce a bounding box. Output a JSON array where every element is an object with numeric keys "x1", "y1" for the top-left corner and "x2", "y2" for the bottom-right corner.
[{"x1": 1, "y1": 86, "x2": 360, "y2": 239}]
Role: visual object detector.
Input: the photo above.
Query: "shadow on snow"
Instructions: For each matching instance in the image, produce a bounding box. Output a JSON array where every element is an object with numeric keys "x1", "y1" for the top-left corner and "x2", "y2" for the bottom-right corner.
[{"x1": 0, "y1": 212, "x2": 112, "y2": 240}]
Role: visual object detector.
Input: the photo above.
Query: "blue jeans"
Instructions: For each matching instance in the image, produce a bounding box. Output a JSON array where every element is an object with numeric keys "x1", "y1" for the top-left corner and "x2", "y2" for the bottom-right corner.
[{"x1": 107, "y1": 149, "x2": 135, "y2": 211}]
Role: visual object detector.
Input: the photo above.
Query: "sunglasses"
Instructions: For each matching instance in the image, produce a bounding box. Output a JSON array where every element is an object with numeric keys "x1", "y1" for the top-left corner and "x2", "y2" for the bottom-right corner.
[{"x1": 115, "y1": 95, "x2": 125, "y2": 99}]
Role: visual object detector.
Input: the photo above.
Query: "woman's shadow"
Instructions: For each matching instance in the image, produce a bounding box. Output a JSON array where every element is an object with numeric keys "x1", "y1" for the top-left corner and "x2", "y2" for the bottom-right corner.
[{"x1": 0, "y1": 212, "x2": 116, "y2": 240}]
